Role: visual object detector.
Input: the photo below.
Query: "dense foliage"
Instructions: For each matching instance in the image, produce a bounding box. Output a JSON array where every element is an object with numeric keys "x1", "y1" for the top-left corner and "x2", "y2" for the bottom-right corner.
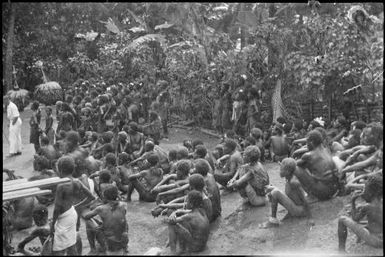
[{"x1": 2, "y1": 3, "x2": 383, "y2": 124}]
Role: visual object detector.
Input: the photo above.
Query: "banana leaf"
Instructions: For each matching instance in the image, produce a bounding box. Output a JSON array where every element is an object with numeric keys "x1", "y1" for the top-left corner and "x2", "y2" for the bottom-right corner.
[{"x1": 7, "y1": 89, "x2": 29, "y2": 101}]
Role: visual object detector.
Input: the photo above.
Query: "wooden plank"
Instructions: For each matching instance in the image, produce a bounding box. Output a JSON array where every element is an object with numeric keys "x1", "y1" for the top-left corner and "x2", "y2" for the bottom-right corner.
[
  {"x1": 3, "y1": 177, "x2": 70, "y2": 193},
  {"x1": 3, "y1": 177, "x2": 61, "y2": 190},
  {"x1": 3, "y1": 187, "x2": 41, "y2": 197},
  {"x1": 3, "y1": 189, "x2": 52, "y2": 202},
  {"x1": 3, "y1": 178, "x2": 28, "y2": 186}
]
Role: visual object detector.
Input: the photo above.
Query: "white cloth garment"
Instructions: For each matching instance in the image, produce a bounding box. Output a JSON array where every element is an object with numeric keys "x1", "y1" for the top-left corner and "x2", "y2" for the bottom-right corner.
[
  {"x1": 7, "y1": 101, "x2": 22, "y2": 154},
  {"x1": 53, "y1": 206, "x2": 78, "y2": 251}
]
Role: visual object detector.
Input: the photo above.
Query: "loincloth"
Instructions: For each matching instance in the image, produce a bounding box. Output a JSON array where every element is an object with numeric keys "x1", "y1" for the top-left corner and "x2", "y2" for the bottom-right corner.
[{"x1": 53, "y1": 206, "x2": 77, "y2": 251}]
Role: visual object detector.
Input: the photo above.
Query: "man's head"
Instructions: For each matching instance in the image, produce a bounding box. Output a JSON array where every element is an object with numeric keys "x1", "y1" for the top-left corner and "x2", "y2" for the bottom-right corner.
[
  {"x1": 250, "y1": 128, "x2": 263, "y2": 140},
  {"x1": 128, "y1": 121, "x2": 139, "y2": 134},
  {"x1": 351, "y1": 120, "x2": 366, "y2": 131},
  {"x1": 99, "y1": 170, "x2": 112, "y2": 184},
  {"x1": 32, "y1": 204, "x2": 48, "y2": 226},
  {"x1": 243, "y1": 146, "x2": 260, "y2": 164},
  {"x1": 177, "y1": 146, "x2": 189, "y2": 160},
  {"x1": 145, "y1": 140, "x2": 155, "y2": 152},
  {"x1": 223, "y1": 139, "x2": 237, "y2": 155},
  {"x1": 33, "y1": 155, "x2": 50, "y2": 171},
  {"x1": 360, "y1": 122, "x2": 383, "y2": 147},
  {"x1": 103, "y1": 131, "x2": 114, "y2": 144},
  {"x1": 243, "y1": 136, "x2": 256, "y2": 148},
  {"x1": 306, "y1": 130, "x2": 323, "y2": 150},
  {"x1": 102, "y1": 143, "x2": 115, "y2": 156},
  {"x1": 57, "y1": 156, "x2": 75, "y2": 177},
  {"x1": 362, "y1": 173, "x2": 383, "y2": 202},
  {"x1": 279, "y1": 158, "x2": 297, "y2": 178},
  {"x1": 212, "y1": 144, "x2": 224, "y2": 159},
  {"x1": 189, "y1": 174, "x2": 205, "y2": 192},
  {"x1": 185, "y1": 190, "x2": 204, "y2": 210},
  {"x1": 147, "y1": 153, "x2": 159, "y2": 167},
  {"x1": 105, "y1": 153, "x2": 116, "y2": 167},
  {"x1": 176, "y1": 160, "x2": 191, "y2": 180},
  {"x1": 168, "y1": 149, "x2": 178, "y2": 161},
  {"x1": 118, "y1": 152, "x2": 130, "y2": 165},
  {"x1": 194, "y1": 145, "x2": 207, "y2": 159},
  {"x1": 103, "y1": 184, "x2": 119, "y2": 201},
  {"x1": 118, "y1": 131, "x2": 128, "y2": 142},
  {"x1": 193, "y1": 159, "x2": 210, "y2": 177},
  {"x1": 65, "y1": 131, "x2": 80, "y2": 152},
  {"x1": 183, "y1": 140, "x2": 193, "y2": 151},
  {"x1": 40, "y1": 135, "x2": 49, "y2": 146}
]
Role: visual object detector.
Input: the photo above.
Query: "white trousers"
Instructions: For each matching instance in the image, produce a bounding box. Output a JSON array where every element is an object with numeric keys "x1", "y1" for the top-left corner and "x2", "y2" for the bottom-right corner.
[{"x1": 9, "y1": 118, "x2": 22, "y2": 154}]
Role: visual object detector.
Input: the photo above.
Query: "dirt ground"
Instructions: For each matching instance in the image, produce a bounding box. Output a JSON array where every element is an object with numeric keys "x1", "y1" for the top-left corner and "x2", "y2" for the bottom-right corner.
[{"x1": 3, "y1": 106, "x2": 383, "y2": 256}]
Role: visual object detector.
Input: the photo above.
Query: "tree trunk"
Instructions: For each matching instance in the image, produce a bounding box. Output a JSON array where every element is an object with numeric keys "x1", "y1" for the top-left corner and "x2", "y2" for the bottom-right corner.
[
  {"x1": 5, "y1": 3, "x2": 16, "y2": 94},
  {"x1": 240, "y1": 3, "x2": 246, "y2": 49}
]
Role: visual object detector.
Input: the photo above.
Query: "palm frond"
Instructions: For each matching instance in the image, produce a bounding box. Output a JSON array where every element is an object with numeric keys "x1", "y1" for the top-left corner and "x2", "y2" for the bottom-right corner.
[{"x1": 123, "y1": 34, "x2": 166, "y2": 52}]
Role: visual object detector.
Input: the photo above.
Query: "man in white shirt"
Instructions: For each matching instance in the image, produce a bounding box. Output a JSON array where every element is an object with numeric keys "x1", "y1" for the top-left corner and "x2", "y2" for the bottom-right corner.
[{"x1": 4, "y1": 96, "x2": 22, "y2": 157}]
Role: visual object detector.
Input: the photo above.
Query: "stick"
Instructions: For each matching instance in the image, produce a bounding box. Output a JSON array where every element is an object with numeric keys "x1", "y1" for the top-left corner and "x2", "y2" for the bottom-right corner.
[
  {"x1": 3, "y1": 187, "x2": 41, "y2": 197},
  {"x1": 3, "y1": 177, "x2": 70, "y2": 193},
  {"x1": 3, "y1": 189, "x2": 52, "y2": 202}
]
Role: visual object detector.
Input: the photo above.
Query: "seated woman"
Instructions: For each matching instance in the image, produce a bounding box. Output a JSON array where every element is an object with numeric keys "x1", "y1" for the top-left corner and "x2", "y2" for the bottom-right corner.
[
  {"x1": 260, "y1": 158, "x2": 313, "y2": 228},
  {"x1": 127, "y1": 153, "x2": 163, "y2": 202},
  {"x1": 166, "y1": 190, "x2": 210, "y2": 254},
  {"x1": 338, "y1": 173, "x2": 383, "y2": 252},
  {"x1": 227, "y1": 146, "x2": 269, "y2": 207}
]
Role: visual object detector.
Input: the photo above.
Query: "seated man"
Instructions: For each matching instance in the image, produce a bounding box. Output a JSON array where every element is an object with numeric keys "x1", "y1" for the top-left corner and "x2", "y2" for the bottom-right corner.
[
  {"x1": 338, "y1": 173, "x2": 383, "y2": 252},
  {"x1": 250, "y1": 128, "x2": 265, "y2": 162},
  {"x1": 166, "y1": 190, "x2": 210, "y2": 254},
  {"x1": 153, "y1": 174, "x2": 213, "y2": 222},
  {"x1": 117, "y1": 152, "x2": 135, "y2": 201},
  {"x1": 37, "y1": 135, "x2": 62, "y2": 169},
  {"x1": 260, "y1": 158, "x2": 313, "y2": 228},
  {"x1": 127, "y1": 153, "x2": 163, "y2": 202},
  {"x1": 152, "y1": 160, "x2": 190, "y2": 197},
  {"x1": 193, "y1": 144, "x2": 215, "y2": 171},
  {"x1": 130, "y1": 139, "x2": 170, "y2": 173},
  {"x1": 17, "y1": 205, "x2": 82, "y2": 256},
  {"x1": 126, "y1": 121, "x2": 145, "y2": 160},
  {"x1": 266, "y1": 124, "x2": 290, "y2": 162},
  {"x1": 84, "y1": 185, "x2": 129, "y2": 255},
  {"x1": 214, "y1": 139, "x2": 243, "y2": 188},
  {"x1": 193, "y1": 159, "x2": 221, "y2": 221},
  {"x1": 294, "y1": 130, "x2": 339, "y2": 200},
  {"x1": 227, "y1": 146, "x2": 269, "y2": 207}
]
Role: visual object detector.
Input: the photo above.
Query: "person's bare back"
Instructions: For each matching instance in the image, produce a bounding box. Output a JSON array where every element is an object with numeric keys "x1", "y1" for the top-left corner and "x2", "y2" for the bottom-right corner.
[{"x1": 271, "y1": 135, "x2": 290, "y2": 157}]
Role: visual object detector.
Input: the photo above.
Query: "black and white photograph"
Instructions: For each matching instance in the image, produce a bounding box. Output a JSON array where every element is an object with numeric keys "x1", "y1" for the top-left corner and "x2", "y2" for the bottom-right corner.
[{"x1": 2, "y1": 2, "x2": 383, "y2": 256}]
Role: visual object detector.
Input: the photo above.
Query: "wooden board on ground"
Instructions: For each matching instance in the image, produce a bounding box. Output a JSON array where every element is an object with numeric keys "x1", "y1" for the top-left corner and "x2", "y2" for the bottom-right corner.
[{"x1": 3, "y1": 177, "x2": 70, "y2": 193}]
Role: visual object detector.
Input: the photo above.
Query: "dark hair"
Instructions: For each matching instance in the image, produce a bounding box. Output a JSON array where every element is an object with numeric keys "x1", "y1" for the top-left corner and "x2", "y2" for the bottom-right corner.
[
  {"x1": 187, "y1": 190, "x2": 204, "y2": 209},
  {"x1": 307, "y1": 130, "x2": 323, "y2": 147},
  {"x1": 194, "y1": 159, "x2": 210, "y2": 176},
  {"x1": 32, "y1": 204, "x2": 48, "y2": 226},
  {"x1": 314, "y1": 127, "x2": 327, "y2": 141},
  {"x1": 91, "y1": 132, "x2": 98, "y2": 141},
  {"x1": 46, "y1": 107, "x2": 52, "y2": 113},
  {"x1": 225, "y1": 130, "x2": 236, "y2": 139},
  {"x1": 177, "y1": 147, "x2": 189, "y2": 160},
  {"x1": 105, "y1": 153, "x2": 116, "y2": 166},
  {"x1": 283, "y1": 122, "x2": 292, "y2": 134},
  {"x1": 310, "y1": 120, "x2": 322, "y2": 128},
  {"x1": 249, "y1": 87, "x2": 259, "y2": 98},
  {"x1": 251, "y1": 128, "x2": 263, "y2": 140},
  {"x1": 103, "y1": 184, "x2": 119, "y2": 201},
  {"x1": 245, "y1": 136, "x2": 256, "y2": 145},
  {"x1": 66, "y1": 131, "x2": 80, "y2": 146},
  {"x1": 214, "y1": 144, "x2": 224, "y2": 157},
  {"x1": 168, "y1": 149, "x2": 177, "y2": 161},
  {"x1": 176, "y1": 160, "x2": 191, "y2": 177},
  {"x1": 40, "y1": 135, "x2": 49, "y2": 145},
  {"x1": 58, "y1": 156, "x2": 75, "y2": 175},
  {"x1": 147, "y1": 153, "x2": 159, "y2": 166},
  {"x1": 189, "y1": 174, "x2": 205, "y2": 191},
  {"x1": 103, "y1": 131, "x2": 114, "y2": 143},
  {"x1": 281, "y1": 157, "x2": 296, "y2": 175},
  {"x1": 122, "y1": 125, "x2": 130, "y2": 133},
  {"x1": 352, "y1": 120, "x2": 366, "y2": 130},
  {"x1": 34, "y1": 155, "x2": 50, "y2": 171},
  {"x1": 294, "y1": 120, "x2": 303, "y2": 130},
  {"x1": 244, "y1": 145, "x2": 261, "y2": 163},
  {"x1": 224, "y1": 139, "x2": 237, "y2": 152},
  {"x1": 118, "y1": 152, "x2": 130, "y2": 165},
  {"x1": 65, "y1": 95, "x2": 73, "y2": 103},
  {"x1": 145, "y1": 140, "x2": 155, "y2": 151},
  {"x1": 194, "y1": 145, "x2": 207, "y2": 158},
  {"x1": 277, "y1": 117, "x2": 286, "y2": 125},
  {"x1": 99, "y1": 170, "x2": 111, "y2": 183},
  {"x1": 78, "y1": 128, "x2": 86, "y2": 139},
  {"x1": 103, "y1": 143, "x2": 115, "y2": 155},
  {"x1": 31, "y1": 101, "x2": 40, "y2": 111},
  {"x1": 129, "y1": 121, "x2": 138, "y2": 132},
  {"x1": 365, "y1": 173, "x2": 383, "y2": 198}
]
